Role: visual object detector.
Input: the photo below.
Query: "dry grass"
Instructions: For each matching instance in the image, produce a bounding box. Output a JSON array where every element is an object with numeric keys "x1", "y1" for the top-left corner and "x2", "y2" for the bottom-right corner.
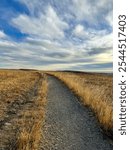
[
  {"x1": 0, "y1": 70, "x2": 48, "y2": 149},
  {"x1": 0, "y1": 70, "x2": 39, "y2": 121},
  {"x1": 47, "y1": 71, "x2": 113, "y2": 136},
  {"x1": 16, "y1": 76, "x2": 48, "y2": 150}
]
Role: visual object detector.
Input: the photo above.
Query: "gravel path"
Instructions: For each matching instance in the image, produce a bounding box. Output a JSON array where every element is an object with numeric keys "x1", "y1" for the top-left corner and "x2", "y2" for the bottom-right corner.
[{"x1": 42, "y1": 76, "x2": 112, "y2": 150}]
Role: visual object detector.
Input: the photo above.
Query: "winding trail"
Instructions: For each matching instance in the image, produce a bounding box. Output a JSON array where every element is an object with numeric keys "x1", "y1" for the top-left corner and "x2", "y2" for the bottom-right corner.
[{"x1": 42, "y1": 76, "x2": 112, "y2": 150}]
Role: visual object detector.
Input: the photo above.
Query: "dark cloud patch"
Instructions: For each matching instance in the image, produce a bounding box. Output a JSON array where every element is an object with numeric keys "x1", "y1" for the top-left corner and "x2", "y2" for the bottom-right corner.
[
  {"x1": 68, "y1": 62, "x2": 113, "y2": 70},
  {"x1": 88, "y1": 47, "x2": 112, "y2": 55},
  {"x1": 44, "y1": 52, "x2": 69, "y2": 58}
]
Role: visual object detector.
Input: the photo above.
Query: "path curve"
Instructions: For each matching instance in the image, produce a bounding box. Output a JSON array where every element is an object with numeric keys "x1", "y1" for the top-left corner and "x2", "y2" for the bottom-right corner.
[{"x1": 42, "y1": 76, "x2": 112, "y2": 150}]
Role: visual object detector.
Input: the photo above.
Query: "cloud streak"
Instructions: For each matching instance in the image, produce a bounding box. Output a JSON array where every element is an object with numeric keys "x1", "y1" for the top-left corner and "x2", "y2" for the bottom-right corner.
[{"x1": 12, "y1": 5, "x2": 69, "y2": 40}]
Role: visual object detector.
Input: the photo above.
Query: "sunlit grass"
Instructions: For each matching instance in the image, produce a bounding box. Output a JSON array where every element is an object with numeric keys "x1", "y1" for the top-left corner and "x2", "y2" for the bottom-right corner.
[{"x1": 48, "y1": 71, "x2": 113, "y2": 136}]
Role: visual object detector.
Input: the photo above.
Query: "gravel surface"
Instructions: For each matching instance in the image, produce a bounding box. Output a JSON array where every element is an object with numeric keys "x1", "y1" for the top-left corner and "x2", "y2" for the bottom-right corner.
[{"x1": 41, "y1": 76, "x2": 112, "y2": 150}]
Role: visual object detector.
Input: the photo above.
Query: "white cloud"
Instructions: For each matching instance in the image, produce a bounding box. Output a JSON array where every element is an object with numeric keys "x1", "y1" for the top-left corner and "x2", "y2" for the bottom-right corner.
[
  {"x1": 87, "y1": 32, "x2": 113, "y2": 49},
  {"x1": 73, "y1": 24, "x2": 89, "y2": 39},
  {"x1": 0, "y1": 30, "x2": 7, "y2": 38},
  {"x1": 105, "y1": 11, "x2": 113, "y2": 27},
  {"x1": 19, "y1": 0, "x2": 45, "y2": 15},
  {"x1": 71, "y1": 0, "x2": 112, "y2": 25},
  {"x1": 12, "y1": 5, "x2": 68, "y2": 40},
  {"x1": 73, "y1": 24, "x2": 109, "y2": 40},
  {"x1": 71, "y1": 0, "x2": 92, "y2": 20}
]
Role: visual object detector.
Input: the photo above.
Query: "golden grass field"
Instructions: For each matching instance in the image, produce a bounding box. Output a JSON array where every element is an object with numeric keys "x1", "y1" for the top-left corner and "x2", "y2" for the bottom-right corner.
[
  {"x1": 47, "y1": 71, "x2": 113, "y2": 137},
  {"x1": 0, "y1": 69, "x2": 112, "y2": 149},
  {"x1": 0, "y1": 70, "x2": 47, "y2": 150}
]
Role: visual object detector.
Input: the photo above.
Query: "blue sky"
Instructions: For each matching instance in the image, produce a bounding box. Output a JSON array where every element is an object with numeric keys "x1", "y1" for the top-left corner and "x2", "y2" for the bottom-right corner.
[{"x1": 0, "y1": 0, "x2": 113, "y2": 72}]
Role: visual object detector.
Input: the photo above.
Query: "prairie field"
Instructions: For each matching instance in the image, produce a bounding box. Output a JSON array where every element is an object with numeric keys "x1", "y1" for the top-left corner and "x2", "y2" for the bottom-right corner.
[
  {"x1": 47, "y1": 71, "x2": 113, "y2": 137},
  {"x1": 0, "y1": 69, "x2": 112, "y2": 150},
  {"x1": 0, "y1": 70, "x2": 47, "y2": 150}
]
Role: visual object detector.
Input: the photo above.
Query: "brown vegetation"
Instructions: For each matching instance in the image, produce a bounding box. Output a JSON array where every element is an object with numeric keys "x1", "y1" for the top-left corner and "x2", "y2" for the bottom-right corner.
[
  {"x1": 0, "y1": 70, "x2": 47, "y2": 150},
  {"x1": 47, "y1": 71, "x2": 113, "y2": 136},
  {"x1": 0, "y1": 69, "x2": 112, "y2": 149}
]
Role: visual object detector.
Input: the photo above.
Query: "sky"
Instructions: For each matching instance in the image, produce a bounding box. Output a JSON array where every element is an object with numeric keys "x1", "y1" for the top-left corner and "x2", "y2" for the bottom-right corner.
[{"x1": 0, "y1": 0, "x2": 113, "y2": 72}]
